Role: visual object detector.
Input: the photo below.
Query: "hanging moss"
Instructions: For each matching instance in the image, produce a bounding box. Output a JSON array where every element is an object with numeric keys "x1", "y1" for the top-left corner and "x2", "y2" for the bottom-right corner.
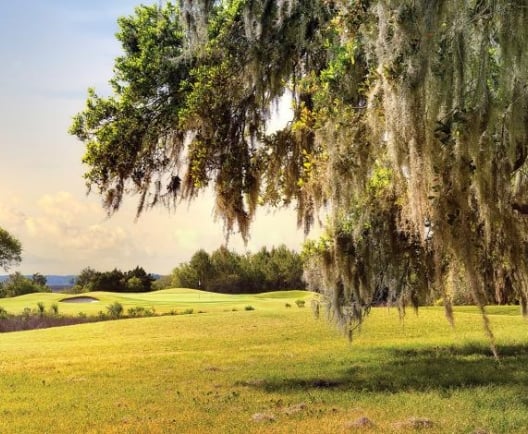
[{"x1": 72, "y1": 1, "x2": 528, "y2": 350}]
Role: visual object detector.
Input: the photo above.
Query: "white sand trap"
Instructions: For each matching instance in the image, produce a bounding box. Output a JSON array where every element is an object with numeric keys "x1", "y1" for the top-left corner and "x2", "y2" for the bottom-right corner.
[{"x1": 60, "y1": 296, "x2": 100, "y2": 303}]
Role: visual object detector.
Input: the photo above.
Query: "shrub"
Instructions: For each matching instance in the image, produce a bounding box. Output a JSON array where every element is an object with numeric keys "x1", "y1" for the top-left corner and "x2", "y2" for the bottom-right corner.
[
  {"x1": 127, "y1": 306, "x2": 145, "y2": 317},
  {"x1": 50, "y1": 303, "x2": 59, "y2": 316},
  {"x1": 127, "y1": 306, "x2": 156, "y2": 317},
  {"x1": 22, "y1": 307, "x2": 32, "y2": 319},
  {"x1": 0, "y1": 306, "x2": 8, "y2": 319},
  {"x1": 183, "y1": 308, "x2": 194, "y2": 315},
  {"x1": 285, "y1": 303, "x2": 292, "y2": 308},
  {"x1": 107, "y1": 302, "x2": 124, "y2": 319},
  {"x1": 69, "y1": 284, "x2": 86, "y2": 294},
  {"x1": 36, "y1": 302, "x2": 46, "y2": 316},
  {"x1": 295, "y1": 299, "x2": 306, "y2": 308},
  {"x1": 245, "y1": 305, "x2": 255, "y2": 311},
  {"x1": 144, "y1": 307, "x2": 156, "y2": 316}
]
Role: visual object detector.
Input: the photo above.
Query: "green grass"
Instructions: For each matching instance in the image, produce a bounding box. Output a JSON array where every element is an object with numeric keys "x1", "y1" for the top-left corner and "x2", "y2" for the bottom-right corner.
[
  {"x1": 0, "y1": 291, "x2": 528, "y2": 433},
  {"x1": 0, "y1": 288, "x2": 314, "y2": 316}
]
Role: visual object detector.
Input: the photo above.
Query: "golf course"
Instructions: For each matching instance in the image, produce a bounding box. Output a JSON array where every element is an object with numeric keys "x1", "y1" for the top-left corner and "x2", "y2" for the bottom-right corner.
[{"x1": 1, "y1": 289, "x2": 527, "y2": 433}]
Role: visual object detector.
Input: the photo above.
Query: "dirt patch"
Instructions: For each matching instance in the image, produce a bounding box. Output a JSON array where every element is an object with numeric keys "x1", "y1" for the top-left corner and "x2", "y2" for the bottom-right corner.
[
  {"x1": 251, "y1": 413, "x2": 276, "y2": 423},
  {"x1": 391, "y1": 417, "x2": 434, "y2": 430},
  {"x1": 60, "y1": 296, "x2": 100, "y2": 303},
  {"x1": 345, "y1": 416, "x2": 375, "y2": 429},
  {"x1": 282, "y1": 403, "x2": 307, "y2": 415}
]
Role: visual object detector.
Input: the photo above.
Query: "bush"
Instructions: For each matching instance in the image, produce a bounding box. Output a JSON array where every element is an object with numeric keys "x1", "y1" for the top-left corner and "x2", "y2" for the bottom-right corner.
[
  {"x1": 145, "y1": 307, "x2": 156, "y2": 316},
  {"x1": 244, "y1": 305, "x2": 255, "y2": 311},
  {"x1": 36, "y1": 302, "x2": 46, "y2": 316},
  {"x1": 127, "y1": 306, "x2": 146, "y2": 317},
  {"x1": 285, "y1": 303, "x2": 292, "y2": 308},
  {"x1": 127, "y1": 306, "x2": 156, "y2": 317},
  {"x1": 0, "y1": 306, "x2": 8, "y2": 319},
  {"x1": 69, "y1": 284, "x2": 87, "y2": 294},
  {"x1": 183, "y1": 308, "x2": 194, "y2": 315},
  {"x1": 50, "y1": 303, "x2": 59, "y2": 316},
  {"x1": 107, "y1": 302, "x2": 124, "y2": 319},
  {"x1": 295, "y1": 299, "x2": 306, "y2": 308}
]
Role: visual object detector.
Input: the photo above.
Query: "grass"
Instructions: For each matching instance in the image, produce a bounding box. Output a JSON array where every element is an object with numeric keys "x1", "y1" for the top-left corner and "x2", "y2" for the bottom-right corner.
[
  {"x1": 0, "y1": 290, "x2": 528, "y2": 433},
  {"x1": 0, "y1": 288, "x2": 313, "y2": 317}
]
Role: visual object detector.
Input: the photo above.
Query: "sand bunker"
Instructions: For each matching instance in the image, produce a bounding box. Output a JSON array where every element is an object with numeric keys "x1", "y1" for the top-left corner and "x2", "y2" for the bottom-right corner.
[{"x1": 60, "y1": 296, "x2": 100, "y2": 303}]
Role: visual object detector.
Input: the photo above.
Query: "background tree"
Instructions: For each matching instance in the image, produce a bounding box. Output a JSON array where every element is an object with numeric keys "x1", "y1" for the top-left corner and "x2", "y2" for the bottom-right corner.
[
  {"x1": 0, "y1": 272, "x2": 50, "y2": 298},
  {"x1": 188, "y1": 249, "x2": 213, "y2": 289},
  {"x1": 0, "y1": 227, "x2": 22, "y2": 271},
  {"x1": 31, "y1": 273, "x2": 48, "y2": 288},
  {"x1": 73, "y1": 267, "x2": 99, "y2": 293},
  {"x1": 124, "y1": 266, "x2": 155, "y2": 292},
  {"x1": 170, "y1": 245, "x2": 305, "y2": 293},
  {"x1": 152, "y1": 274, "x2": 173, "y2": 290},
  {"x1": 71, "y1": 1, "x2": 528, "y2": 343},
  {"x1": 241, "y1": 248, "x2": 269, "y2": 292},
  {"x1": 74, "y1": 266, "x2": 155, "y2": 293},
  {"x1": 171, "y1": 263, "x2": 198, "y2": 289},
  {"x1": 208, "y1": 247, "x2": 244, "y2": 293}
]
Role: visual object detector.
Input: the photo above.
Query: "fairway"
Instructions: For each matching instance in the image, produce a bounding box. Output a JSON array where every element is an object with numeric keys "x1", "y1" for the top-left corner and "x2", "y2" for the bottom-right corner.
[
  {"x1": 1, "y1": 292, "x2": 528, "y2": 433},
  {"x1": 0, "y1": 288, "x2": 312, "y2": 317}
]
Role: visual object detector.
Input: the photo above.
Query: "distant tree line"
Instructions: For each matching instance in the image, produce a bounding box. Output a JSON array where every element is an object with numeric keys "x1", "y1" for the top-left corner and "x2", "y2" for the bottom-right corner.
[
  {"x1": 0, "y1": 272, "x2": 50, "y2": 298},
  {"x1": 73, "y1": 266, "x2": 155, "y2": 293},
  {"x1": 163, "y1": 245, "x2": 305, "y2": 294}
]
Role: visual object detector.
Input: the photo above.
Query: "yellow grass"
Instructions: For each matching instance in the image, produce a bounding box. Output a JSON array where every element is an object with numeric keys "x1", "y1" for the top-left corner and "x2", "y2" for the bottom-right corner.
[{"x1": 0, "y1": 293, "x2": 527, "y2": 433}]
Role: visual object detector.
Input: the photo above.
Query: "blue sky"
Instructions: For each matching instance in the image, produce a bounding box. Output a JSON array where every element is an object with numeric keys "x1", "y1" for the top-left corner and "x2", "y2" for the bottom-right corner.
[{"x1": 0, "y1": 1, "x2": 311, "y2": 274}]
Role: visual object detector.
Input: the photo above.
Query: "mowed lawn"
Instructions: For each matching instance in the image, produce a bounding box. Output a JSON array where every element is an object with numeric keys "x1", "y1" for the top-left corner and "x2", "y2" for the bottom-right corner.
[
  {"x1": 0, "y1": 288, "x2": 312, "y2": 316},
  {"x1": 1, "y1": 290, "x2": 528, "y2": 433}
]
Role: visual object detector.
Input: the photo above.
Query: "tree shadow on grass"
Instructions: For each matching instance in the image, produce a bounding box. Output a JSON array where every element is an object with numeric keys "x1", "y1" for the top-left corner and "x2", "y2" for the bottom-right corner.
[{"x1": 247, "y1": 343, "x2": 528, "y2": 395}]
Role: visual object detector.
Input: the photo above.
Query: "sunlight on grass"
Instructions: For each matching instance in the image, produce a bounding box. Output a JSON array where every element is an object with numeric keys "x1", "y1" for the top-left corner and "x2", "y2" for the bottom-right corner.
[{"x1": 0, "y1": 294, "x2": 527, "y2": 433}]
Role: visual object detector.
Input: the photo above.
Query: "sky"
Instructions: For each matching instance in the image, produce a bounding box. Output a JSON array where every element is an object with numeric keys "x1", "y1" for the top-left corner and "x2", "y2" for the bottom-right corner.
[{"x1": 0, "y1": 0, "x2": 316, "y2": 275}]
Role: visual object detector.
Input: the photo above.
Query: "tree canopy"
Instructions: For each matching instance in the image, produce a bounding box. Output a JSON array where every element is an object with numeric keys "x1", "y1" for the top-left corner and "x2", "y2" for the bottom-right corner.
[
  {"x1": 71, "y1": 1, "x2": 528, "y2": 342},
  {"x1": 0, "y1": 272, "x2": 50, "y2": 298},
  {"x1": 74, "y1": 266, "x2": 155, "y2": 293},
  {"x1": 170, "y1": 245, "x2": 305, "y2": 293},
  {"x1": 0, "y1": 227, "x2": 22, "y2": 272}
]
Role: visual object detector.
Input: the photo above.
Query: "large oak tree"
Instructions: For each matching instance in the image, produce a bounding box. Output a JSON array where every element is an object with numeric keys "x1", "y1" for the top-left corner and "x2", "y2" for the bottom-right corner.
[{"x1": 71, "y1": 1, "x2": 528, "y2": 345}]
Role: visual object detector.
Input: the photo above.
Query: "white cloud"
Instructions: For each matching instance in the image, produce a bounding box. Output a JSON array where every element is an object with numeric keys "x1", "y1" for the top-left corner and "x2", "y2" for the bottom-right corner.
[
  {"x1": 28, "y1": 192, "x2": 132, "y2": 252},
  {"x1": 0, "y1": 187, "x2": 319, "y2": 275},
  {"x1": 0, "y1": 191, "x2": 142, "y2": 273},
  {"x1": 0, "y1": 204, "x2": 27, "y2": 228},
  {"x1": 37, "y1": 192, "x2": 99, "y2": 225}
]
